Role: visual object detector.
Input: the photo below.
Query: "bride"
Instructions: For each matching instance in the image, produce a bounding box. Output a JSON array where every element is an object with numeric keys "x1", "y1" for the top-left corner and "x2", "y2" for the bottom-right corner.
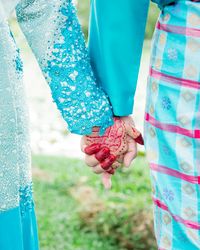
[{"x1": 0, "y1": 1, "x2": 141, "y2": 249}]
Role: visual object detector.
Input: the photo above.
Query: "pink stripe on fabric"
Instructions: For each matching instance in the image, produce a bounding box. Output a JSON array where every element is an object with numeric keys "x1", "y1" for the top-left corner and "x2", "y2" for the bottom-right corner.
[
  {"x1": 150, "y1": 163, "x2": 200, "y2": 185},
  {"x1": 145, "y1": 113, "x2": 200, "y2": 138},
  {"x1": 153, "y1": 197, "x2": 200, "y2": 230},
  {"x1": 156, "y1": 21, "x2": 200, "y2": 38},
  {"x1": 150, "y1": 67, "x2": 200, "y2": 90}
]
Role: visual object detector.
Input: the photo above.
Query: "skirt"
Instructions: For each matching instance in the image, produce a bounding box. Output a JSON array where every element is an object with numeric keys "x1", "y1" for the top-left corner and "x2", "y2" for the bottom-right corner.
[
  {"x1": 144, "y1": 0, "x2": 200, "y2": 249},
  {"x1": 0, "y1": 22, "x2": 39, "y2": 249}
]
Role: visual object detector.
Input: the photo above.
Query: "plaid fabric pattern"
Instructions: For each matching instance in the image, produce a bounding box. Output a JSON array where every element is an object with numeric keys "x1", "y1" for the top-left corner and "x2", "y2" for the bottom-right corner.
[{"x1": 144, "y1": 1, "x2": 200, "y2": 249}]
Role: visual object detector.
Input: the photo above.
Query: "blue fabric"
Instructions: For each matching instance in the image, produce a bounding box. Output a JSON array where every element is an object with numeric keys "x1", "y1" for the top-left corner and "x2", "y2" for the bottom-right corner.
[
  {"x1": 144, "y1": 1, "x2": 200, "y2": 248},
  {"x1": 152, "y1": 0, "x2": 178, "y2": 9},
  {"x1": 88, "y1": 0, "x2": 180, "y2": 116},
  {"x1": 0, "y1": 1, "x2": 115, "y2": 249},
  {"x1": 89, "y1": 0, "x2": 150, "y2": 116},
  {"x1": 16, "y1": 0, "x2": 114, "y2": 136},
  {"x1": 0, "y1": 205, "x2": 39, "y2": 250},
  {"x1": 0, "y1": 20, "x2": 39, "y2": 249}
]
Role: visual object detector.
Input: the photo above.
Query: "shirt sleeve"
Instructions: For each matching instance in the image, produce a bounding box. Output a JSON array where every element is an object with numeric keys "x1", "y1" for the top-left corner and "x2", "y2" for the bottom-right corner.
[
  {"x1": 88, "y1": 0, "x2": 150, "y2": 116},
  {"x1": 15, "y1": 0, "x2": 114, "y2": 135}
]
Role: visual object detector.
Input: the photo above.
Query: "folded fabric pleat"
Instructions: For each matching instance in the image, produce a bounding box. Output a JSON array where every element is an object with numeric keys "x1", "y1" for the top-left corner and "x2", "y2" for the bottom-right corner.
[{"x1": 0, "y1": 205, "x2": 39, "y2": 250}]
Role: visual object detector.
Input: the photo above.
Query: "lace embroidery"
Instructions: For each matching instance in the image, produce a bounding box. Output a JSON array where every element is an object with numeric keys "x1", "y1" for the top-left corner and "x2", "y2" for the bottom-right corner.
[{"x1": 16, "y1": 0, "x2": 114, "y2": 135}]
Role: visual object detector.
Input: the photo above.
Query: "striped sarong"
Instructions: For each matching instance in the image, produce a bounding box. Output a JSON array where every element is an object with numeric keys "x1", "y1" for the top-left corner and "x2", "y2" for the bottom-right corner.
[{"x1": 144, "y1": 0, "x2": 200, "y2": 249}]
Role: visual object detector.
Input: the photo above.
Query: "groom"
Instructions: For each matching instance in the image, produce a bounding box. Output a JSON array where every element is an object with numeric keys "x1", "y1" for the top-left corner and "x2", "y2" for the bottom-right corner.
[{"x1": 82, "y1": 0, "x2": 146, "y2": 183}]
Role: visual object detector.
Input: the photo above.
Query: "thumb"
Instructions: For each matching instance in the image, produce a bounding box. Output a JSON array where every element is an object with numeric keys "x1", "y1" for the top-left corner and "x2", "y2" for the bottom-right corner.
[
  {"x1": 102, "y1": 172, "x2": 112, "y2": 189},
  {"x1": 126, "y1": 125, "x2": 144, "y2": 145}
]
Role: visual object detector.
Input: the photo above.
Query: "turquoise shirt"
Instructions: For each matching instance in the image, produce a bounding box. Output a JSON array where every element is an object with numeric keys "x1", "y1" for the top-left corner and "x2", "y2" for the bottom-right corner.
[{"x1": 88, "y1": 0, "x2": 177, "y2": 116}]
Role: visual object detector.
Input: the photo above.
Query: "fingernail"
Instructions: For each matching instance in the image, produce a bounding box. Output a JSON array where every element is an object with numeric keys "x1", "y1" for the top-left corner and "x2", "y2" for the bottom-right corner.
[
  {"x1": 95, "y1": 147, "x2": 110, "y2": 161},
  {"x1": 84, "y1": 143, "x2": 101, "y2": 155},
  {"x1": 101, "y1": 155, "x2": 117, "y2": 170},
  {"x1": 135, "y1": 134, "x2": 144, "y2": 145},
  {"x1": 107, "y1": 168, "x2": 115, "y2": 175}
]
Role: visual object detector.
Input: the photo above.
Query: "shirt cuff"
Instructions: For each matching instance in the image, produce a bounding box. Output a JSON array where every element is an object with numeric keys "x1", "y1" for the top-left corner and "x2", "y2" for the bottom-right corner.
[{"x1": 111, "y1": 96, "x2": 134, "y2": 117}]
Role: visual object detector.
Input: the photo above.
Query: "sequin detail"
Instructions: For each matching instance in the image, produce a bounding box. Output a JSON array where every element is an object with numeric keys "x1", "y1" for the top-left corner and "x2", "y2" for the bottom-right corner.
[
  {"x1": 0, "y1": 21, "x2": 32, "y2": 211},
  {"x1": 19, "y1": 183, "x2": 34, "y2": 217},
  {"x1": 15, "y1": 49, "x2": 23, "y2": 73},
  {"x1": 16, "y1": 0, "x2": 114, "y2": 135}
]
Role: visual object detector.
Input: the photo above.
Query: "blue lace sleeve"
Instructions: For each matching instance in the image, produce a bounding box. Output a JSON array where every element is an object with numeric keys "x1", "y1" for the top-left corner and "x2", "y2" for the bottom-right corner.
[{"x1": 16, "y1": 0, "x2": 114, "y2": 135}]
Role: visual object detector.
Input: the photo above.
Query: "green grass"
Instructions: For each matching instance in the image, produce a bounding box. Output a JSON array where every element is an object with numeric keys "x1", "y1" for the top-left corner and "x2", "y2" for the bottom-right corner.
[
  {"x1": 77, "y1": 0, "x2": 90, "y2": 38},
  {"x1": 32, "y1": 155, "x2": 156, "y2": 250}
]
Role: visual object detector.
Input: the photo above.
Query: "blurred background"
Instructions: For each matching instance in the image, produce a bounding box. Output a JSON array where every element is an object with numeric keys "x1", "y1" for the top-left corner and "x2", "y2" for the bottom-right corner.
[{"x1": 10, "y1": 1, "x2": 160, "y2": 250}]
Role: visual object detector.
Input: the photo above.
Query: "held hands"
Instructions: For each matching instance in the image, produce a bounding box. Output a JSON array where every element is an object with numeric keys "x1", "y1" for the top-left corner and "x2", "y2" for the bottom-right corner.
[{"x1": 81, "y1": 116, "x2": 144, "y2": 189}]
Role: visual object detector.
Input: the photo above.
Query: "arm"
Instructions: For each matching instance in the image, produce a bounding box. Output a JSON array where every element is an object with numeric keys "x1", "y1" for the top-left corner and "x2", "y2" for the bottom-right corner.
[
  {"x1": 88, "y1": 0, "x2": 150, "y2": 116},
  {"x1": 16, "y1": 0, "x2": 114, "y2": 135}
]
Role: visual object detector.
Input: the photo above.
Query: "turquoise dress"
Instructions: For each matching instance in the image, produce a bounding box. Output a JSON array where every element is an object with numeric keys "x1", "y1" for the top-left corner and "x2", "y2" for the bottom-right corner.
[
  {"x1": 0, "y1": 0, "x2": 113, "y2": 249},
  {"x1": 89, "y1": 0, "x2": 200, "y2": 249}
]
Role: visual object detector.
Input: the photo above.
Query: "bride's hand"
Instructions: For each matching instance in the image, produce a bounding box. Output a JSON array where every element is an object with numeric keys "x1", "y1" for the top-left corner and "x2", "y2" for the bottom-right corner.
[{"x1": 81, "y1": 116, "x2": 144, "y2": 188}]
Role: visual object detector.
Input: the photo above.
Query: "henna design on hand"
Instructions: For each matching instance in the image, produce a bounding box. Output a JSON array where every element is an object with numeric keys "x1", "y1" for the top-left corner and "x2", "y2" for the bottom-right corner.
[
  {"x1": 101, "y1": 155, "x2": 117, "y2": 170},
  {"x1": 95, "y1": 147, "x2": 110, "y2": 162},
  {"x1": 82, "y1": 116, "x2": 144, "y2": 189},
  {"x1": 85, "y1": 117, "x2": 128, "y2": 157},
  {"x1": 131, "y1": 128, "x2": 144, "y2": 145},
  {"x1": 84, "y1": 143, "x2": 101, "y2": 155},
  {"x1": 106, "y1": 167, "x2": 115, "y2": 175}
]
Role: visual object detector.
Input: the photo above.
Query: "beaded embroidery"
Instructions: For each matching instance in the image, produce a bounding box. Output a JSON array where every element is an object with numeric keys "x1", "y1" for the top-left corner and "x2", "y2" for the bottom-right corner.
[
  {"x1": 15, "y1": 48, "x2": 23, "y2": 73},
  {"x1": 16, "y1": 0, "x2": 114, "y2": 135},
  {"x1": 0, "y1": 21, "x2": 32, "y2": 212},
  {"x1": 19, "y1": 183, "x2": 34, "y2": 217},
  {"x1": 0, "y1": 0, "x2": 114, "y2": 212}
]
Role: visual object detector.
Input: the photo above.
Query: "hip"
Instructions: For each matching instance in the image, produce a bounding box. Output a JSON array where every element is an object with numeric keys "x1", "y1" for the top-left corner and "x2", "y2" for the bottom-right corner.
[{"x1": 145, "y1": 0, "x2": 200, "y2": 134}]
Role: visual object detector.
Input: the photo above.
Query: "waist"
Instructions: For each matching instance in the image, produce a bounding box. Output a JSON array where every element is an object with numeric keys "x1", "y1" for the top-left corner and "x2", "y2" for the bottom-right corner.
[
  {"x1": 156, "y1": 0, "x2": 200, "y2": 32},
  {"x1": 153, "y1": 0, "x2": 200, "y2": 8}
]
